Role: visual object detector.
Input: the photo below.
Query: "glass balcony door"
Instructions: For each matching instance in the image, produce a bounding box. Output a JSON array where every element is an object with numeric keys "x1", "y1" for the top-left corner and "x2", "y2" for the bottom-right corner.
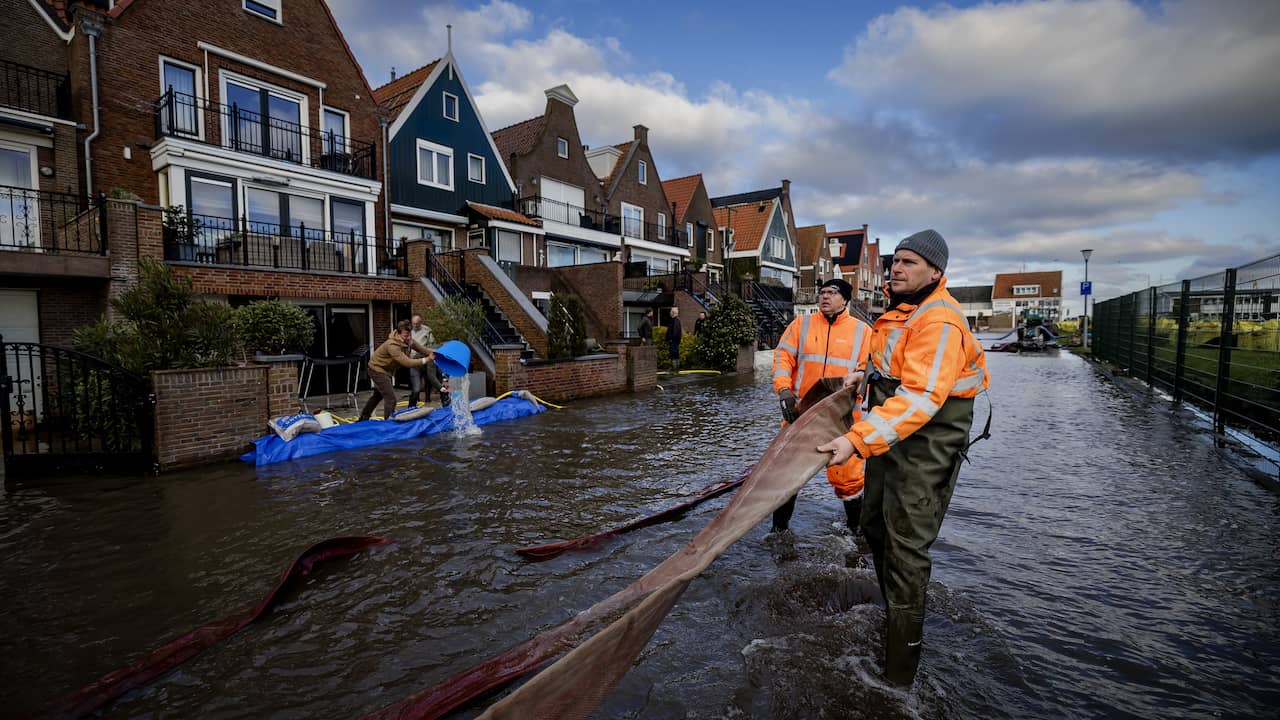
[{"x1": 0, "y1": 144, "x2": 38, "y2": 248}]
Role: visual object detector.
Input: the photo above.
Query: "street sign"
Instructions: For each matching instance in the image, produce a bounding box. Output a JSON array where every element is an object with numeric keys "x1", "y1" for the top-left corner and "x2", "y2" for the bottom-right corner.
[{"x1": 1080, "y1": 281, "x2": 1092, "y2": 296}]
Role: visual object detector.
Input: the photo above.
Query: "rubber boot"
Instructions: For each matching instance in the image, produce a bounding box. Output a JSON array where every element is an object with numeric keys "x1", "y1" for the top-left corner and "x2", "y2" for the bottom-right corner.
[
  {"x1": 771, "y1": 494, "x2": 798, "y2": 533},
  {"x1": 842, "y1": 496, "x2": 863, "y2": 536},
  {"x1": 884, "y1": 607, "x2": 924, "y2": 688}
]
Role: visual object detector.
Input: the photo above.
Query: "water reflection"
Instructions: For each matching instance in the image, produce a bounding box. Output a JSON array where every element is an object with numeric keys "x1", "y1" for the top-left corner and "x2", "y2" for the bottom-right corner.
[{"x1": 1, "y1": 355, "x2": 1278, "y2": 719}]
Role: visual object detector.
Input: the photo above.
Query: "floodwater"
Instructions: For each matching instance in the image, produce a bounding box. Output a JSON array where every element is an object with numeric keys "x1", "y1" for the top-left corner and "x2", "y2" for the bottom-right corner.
[{"x1": 2, "y1": 350, "x2": 1278, "y2": 719}]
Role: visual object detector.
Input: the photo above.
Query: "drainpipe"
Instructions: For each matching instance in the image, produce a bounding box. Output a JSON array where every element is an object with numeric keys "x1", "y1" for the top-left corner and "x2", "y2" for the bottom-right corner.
[
  {"x1": 81, "y1": 17, "x2": 104, "y2": 196},
  {"x1": 379, "y1": 113, "x2": 390, "y2": 246}
]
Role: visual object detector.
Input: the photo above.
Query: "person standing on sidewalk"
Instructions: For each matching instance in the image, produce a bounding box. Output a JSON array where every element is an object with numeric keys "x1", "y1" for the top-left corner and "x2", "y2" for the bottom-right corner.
[
  {"x1": 818, "y1": 229, "x2": 989, "y2": 688},
  {"x1": 359, "y1": 320, "x2": 436, "y2": 421},
  {"x1": 668, "y1": 307, "x2": 683, "y2": 371},
  {"x1": 769, "y1": 277, "x2": 872, "y2": 535}
]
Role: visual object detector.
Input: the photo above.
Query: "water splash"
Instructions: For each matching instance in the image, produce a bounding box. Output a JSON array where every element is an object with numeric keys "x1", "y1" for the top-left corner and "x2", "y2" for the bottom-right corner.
[{"x1": 447, "y1": 373, "x2": 482, "y2": 437}]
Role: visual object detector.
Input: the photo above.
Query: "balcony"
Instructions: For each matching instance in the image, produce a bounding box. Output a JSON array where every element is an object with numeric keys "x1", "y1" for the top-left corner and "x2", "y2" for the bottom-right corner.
[
  {"x1": 153, "y1": 91, "x2": 377, "y2": 180},
  {"x1": 622, "y1": 216, "x2": 687, "y2": 247},
  {"x1": 0, "y1": 185, "x2": 103, "y2": 255},
  {"x1": 521, "y1": 195, "x2": 617, "y2": 233},
  {"x1": 162, "y1": 211, "x2": 407, "y2": 277},
  {"x1": 0, "y1": 59, "x2": 71, "y2": 119}
]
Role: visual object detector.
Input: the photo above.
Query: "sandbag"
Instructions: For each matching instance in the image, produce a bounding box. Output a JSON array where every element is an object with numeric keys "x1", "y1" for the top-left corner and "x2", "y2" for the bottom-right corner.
[
  {"x1": 269, "y1": 413, "x2": 322, "y2": 441},
  {"x1": 392, "y1": 405, "x2": 435, "y2": 422},
  {"x1": 469, "y1": 396, "x2": 498, "y2": 412}
]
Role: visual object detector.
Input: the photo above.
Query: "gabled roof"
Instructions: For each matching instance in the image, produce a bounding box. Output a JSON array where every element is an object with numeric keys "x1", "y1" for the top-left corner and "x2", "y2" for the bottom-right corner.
[
  {"x1": 712, "y1": 199, "x2": 775, "y2": 254},
  {"x1": 796, "y1": 224, "x2": 828, "y2": 266},
  {"x1": 710, "y1": 187, "x2": 781, "y2": 208},
  {"x1": 949, "y1": 285, "x2": 994, "y2": 304},
  {"x1": 466, "y1": 201, "x2": 539, "y2": 227},
  {"x1": 602, "y1": 141, "x2": 633, "y2": 191},
  {"x1": 492, "y1": 115, "x2": 546, "y2": 161},
  {"x1": 828, "y1": 227, "x2": 866, "y2": 271},
  {"x1": 372, "y1": 60, "x2": 441, "y2": 121},
  {"x1": 661, "y1": 174, "x2": 702, "y2": 224},
  {"x1": 992, "y1": 271, "x2": 1063, "y2": 299}
]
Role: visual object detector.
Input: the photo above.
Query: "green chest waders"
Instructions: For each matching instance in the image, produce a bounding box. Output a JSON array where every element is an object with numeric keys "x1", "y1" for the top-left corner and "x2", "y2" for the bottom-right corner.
[{"x1": 861, "y1": 375, "x2": 974, "y2": 686}]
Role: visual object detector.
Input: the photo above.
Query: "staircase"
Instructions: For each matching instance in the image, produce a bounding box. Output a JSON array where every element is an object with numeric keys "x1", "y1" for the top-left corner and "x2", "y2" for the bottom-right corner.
[
  {"x1": 745, "y1": 281, "x2": 794, "y2": 349},
  {"x1": 460, "y1": 282, "x2": 531, "y2": 356}
]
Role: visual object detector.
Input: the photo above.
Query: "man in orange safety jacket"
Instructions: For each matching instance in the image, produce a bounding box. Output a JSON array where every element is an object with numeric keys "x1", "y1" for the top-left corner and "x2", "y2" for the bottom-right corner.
[
  {"x1": 819, "y1": 229, "x2": 989, "y2": 688},
  {"x1": 771, "y1": 277, "x2": 872, "y2": 535}
]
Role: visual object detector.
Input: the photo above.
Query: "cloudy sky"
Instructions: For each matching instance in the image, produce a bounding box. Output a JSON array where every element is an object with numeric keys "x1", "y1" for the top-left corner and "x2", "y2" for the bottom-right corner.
[{"x1": 328, "y1": 0, "x2": 1280, "y2": 312}]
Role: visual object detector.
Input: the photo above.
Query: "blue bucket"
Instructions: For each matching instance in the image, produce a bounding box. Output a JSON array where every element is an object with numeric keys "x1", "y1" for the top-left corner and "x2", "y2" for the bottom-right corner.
[{"x1": 434, "y1": 340, "x2": 471, "y2": 377}]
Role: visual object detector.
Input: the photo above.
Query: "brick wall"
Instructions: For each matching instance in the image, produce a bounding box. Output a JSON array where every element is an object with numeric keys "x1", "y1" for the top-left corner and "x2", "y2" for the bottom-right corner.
[
  {"x1": 736, "y1": 342, "x2": 756, "y2": 376},
  {"x1": 606, "y1": 339, "x2": 656, "y2": 392},
  {"x1": 553, "y1": 261, "x2": 623, "y2": 340},
  {"x1": 38, "y1": 286, "x2": 106, "y2": 344},
  {"x1": 606, "y1": 127, "x2": 671, "y2": 237},
  {"x1": 494, "y1": 344, "x2": 656, "y2": 402},
  {"x1": 462, "y1": 249, "x2": 549, "y2": 356},
  {"x1": 151, "y1": 365, "x2": 272, "y2": 470},
  {"x1": 105, "y1": 200, "x2": 139, "y2": 314}
]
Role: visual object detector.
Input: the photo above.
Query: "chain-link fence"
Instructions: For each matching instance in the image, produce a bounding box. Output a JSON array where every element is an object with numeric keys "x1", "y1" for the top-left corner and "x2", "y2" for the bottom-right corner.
[{"x1": 1093, "y1": 253, "x2": 1280, "y2": 470}]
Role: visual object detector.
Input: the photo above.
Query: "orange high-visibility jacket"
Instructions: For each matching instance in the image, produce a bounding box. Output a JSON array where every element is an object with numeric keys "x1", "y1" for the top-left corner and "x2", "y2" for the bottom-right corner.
[
  {"x1": 773, "y1": 309, "x2": 872, "y2": 498},
  {"x1": 845, "y1": 278, "x2": 989, "y2": 459}
]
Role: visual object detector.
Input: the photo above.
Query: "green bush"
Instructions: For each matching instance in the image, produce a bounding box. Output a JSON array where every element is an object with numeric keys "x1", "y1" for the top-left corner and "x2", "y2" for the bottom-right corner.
[
  {"x1": 72, "y1": 257, "x2": 239, "y2": 373},
  {"x1": 652, "y1": 326, "x2": 702, "y2": 371},
  {"x1": 547, "y1": 293, "x2": 588, "y2": 359},
  {"x1": 696, "y1": 295, "x2": 757, "y2": 371},
  {"x1": 424, "y1": 297, "x2": 485, "y2": 345},
  {"x1": 233, "y1": 300, "x2": 315, "y2": 356}
]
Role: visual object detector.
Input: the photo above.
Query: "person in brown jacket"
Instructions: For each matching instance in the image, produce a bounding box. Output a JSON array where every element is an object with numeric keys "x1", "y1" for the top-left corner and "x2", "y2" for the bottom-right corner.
[{"x1": 359, "y1": 320, "x2": 436, "y2": 421}]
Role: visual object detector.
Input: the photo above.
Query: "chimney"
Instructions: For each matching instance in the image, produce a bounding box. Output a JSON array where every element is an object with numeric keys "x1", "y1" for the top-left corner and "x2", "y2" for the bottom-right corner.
[
  {"x1": 781, "y1": 179, "x2": 791, "y2": 197},
  {"x1": 390, "y1": 66, "x2": 396, "y2": 82},
  {"x1": 633, "y1": 124, "x2": 649, "y2": 144}
]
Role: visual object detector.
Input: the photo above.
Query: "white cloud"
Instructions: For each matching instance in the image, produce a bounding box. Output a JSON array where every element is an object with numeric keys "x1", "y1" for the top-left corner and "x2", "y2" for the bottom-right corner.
[{"x1": 830, "y1": 0, "x2": 1280, "y2": 160}]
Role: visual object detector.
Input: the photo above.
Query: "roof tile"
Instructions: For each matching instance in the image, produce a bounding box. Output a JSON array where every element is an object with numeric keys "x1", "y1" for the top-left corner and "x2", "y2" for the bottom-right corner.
[
  {"x1": 712, "y1": 199, "x2": 774, "y2": 254},
  {"x1": 492, "y1": 116, "x2": 546, "y2": 161},
  {"x1": 796, "y1": 224, "x2": 828, "y2": 265},
  {"x1": 992, "y1": 271, "x2": 1063, "y2": 299},
  {"x1": 661, "y1": 174, "x2": 702, "y2": 223},
  {"x1": 372, "y1": 60, "x2": 441, "y2": 120},
  {"x1": 467, "y1": 201, "x2": 540, "y2": 227}
]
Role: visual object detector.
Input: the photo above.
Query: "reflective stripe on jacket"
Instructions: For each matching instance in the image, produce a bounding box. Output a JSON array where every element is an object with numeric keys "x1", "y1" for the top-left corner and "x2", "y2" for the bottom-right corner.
[
  {"x1": 847, "y1": 277, "x2": 989, "y2": 459},
  {"x1": 774, "y1": 309, "x2": 872, "y2": 499}
]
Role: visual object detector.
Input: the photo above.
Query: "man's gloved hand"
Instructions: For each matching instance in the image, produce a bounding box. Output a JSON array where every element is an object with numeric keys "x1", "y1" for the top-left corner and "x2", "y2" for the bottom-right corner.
[{"x1": 778, "y1": 388, "x2": 799, "y2": 424}]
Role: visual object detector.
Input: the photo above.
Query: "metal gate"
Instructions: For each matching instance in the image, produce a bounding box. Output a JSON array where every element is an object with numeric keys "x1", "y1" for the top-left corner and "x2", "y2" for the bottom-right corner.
[{"x1": 1, "y1": 336, "x2": 155, "y2": 478}]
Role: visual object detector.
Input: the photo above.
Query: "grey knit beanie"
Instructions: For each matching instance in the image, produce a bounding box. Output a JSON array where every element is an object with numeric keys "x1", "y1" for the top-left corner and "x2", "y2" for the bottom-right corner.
[{"x1": 895, "y1": 229, "x2": 948, "y2": 273}]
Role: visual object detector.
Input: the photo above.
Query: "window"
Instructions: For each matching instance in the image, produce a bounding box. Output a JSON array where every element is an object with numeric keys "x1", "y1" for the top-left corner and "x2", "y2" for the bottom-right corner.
[
  {"x1": 243, "y1": 0, "x2": 281, "y2": 22},
  {"x1": 467, "y1": 153, "x2": 485, "y2": 184},
  {"x1": 686, "y1": 222, "x2": 694, "y2": 248},
  {"x1": 443, "y1": 92, "x2": 459, "y2": 121},
  {"x1": 159, "y1": 58, "x2": 200, "y2": 137},
  {"x1": 245, "y1": 188, "x2": 323, "y2": 239},
  {"x1": 706, "y1": 226, "x2": 714, "y2": 252},
  {"x1": 392, "y1": 222, "x2": 448, "y2": 252},
  {"x1": 1014, "y1": 285, "x2": 1040, "y2": 296},
  {"x1": 638, "y1": 159, "x2": 647, "y2": 185},
  {"x1": 621, "y1": 203, "x2": 643, "y2": 239},
  {"x1": 657, "y1": 213, "x2": 666, "y2": 241},
  {"x1": 321, "y1": 107, "x2": 349, "y2": 155},
  {"x1": 556, "y1": 137, "x2": 569, "y2": 158},
  {"x1": 416, "y1": 139, "x2": 454, "y2": 190},
  {"x1": 186, "y1": 174, "x2": 236, "y2": 248},
  {"x1": 0, "y1": 141, "x2": 39, "y2": 247},
  {"x1": 221, "y1": 73, "x2": 305, "y2": 163},
  {"x1": 581, "y1": 247, "x2": 610, "y2": 263},
  {"x1": 547, "y1": 242, "x2": 576, "y2": 267},
  {"x1": 496, "y1": 230, "x2": 521, "y2": 263}
]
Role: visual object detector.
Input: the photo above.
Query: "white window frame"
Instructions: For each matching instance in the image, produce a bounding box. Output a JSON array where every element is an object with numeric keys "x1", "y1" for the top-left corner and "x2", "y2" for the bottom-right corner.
[
  {"x1": 556, "y1": 137, "x2": 569, "y2": 158},
  {"x1": 0, "y1": 139, "x2": 41, "y2": 247},
  {"x1": 158, "y1": 56, "x2": 205, "y2": 140},
  {"x1": 321, "y1": 106, "x2": 350, "y2": 155},
  {"x1": 496, "y1": 229, "x2": 522, "y2": 264},
  {"x1": 686, "y1": 222, "x2": 693, "y2": 248},
  {"x1": 443, "y1": 91, "x2": 459, "y2": 122},
  {"x1": 467, "y1": 153, "x2": 485, "y2": 184},
  {"x1": 621, "y1": 202, "x2": 644, "y2": 240},
  {"x1": 416, "y1": 138, "x2": 454, "y2": 190},
  {"x1": 638, "y1": 159, "x2": 647, "y2": 185},
  {"x1": 219, "y1": 70, "x2": 309, "y2": 163},
  {"x1": 657, "y1": 212, "x2": 666, "y2": 240},
  {"x1": 708, "y1": 227, "x2": 714, "y2": 252},
  {"x1": 243, "y1": 0, "x2": 282, "y2": 24}
]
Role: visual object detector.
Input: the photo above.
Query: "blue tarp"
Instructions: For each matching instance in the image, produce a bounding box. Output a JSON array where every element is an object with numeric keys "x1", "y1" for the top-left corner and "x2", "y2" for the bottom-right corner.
[{"x1": 241, "y1": 397, "x2": 545, "y2": 466}]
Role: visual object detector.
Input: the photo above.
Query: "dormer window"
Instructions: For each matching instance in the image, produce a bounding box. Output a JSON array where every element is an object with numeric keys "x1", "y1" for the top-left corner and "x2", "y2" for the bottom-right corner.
[
  {"x1": 1014, "y1": 284, "x2": 1040, "y2": 296},
  {"x1": 443, "y1": 92, "x2": 459, "y2": 121},
  {"x1": 638, "y1": 159, "x2": 647, "y2": 185},
  {"x1": 244, "y1": 0, "x2": 281, "y2": 22},
  {"x1": 556, "y1": 137, "x2": 569, "y2": 158}
]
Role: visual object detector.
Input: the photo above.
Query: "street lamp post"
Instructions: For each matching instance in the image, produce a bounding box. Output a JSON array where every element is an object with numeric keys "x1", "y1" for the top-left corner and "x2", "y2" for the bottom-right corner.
[{"x1": 1081, "y1": 248, "x2": 1093, "y2": 348}]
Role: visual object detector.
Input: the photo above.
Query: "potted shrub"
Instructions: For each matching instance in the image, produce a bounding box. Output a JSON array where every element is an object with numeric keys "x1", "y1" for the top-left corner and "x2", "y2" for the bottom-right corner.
[{"x1": 232, "y1": 300, "x2": 315, "y2": 361}]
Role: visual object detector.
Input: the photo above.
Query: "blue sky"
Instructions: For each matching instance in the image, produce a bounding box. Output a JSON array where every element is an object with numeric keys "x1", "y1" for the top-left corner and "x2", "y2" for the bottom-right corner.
[{"x1": 327, "y1": 0, "x2": 1280, "y2": 313}]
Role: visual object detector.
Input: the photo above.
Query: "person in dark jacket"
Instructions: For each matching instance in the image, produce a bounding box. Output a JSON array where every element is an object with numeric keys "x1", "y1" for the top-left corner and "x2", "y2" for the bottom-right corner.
[
  {"x1": 694, "y1": 311, "x2": 707, "y2": 335},
  {"x1": 638, "y1": 308, "x2": 654, "y2": 345},
  {"x1": 668, "y1": 307, "x2": 683, "y2": 371}
]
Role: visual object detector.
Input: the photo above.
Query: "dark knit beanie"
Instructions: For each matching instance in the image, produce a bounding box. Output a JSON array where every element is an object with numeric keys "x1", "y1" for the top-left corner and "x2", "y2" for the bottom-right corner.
[
  {"x1": 819, "y1": 278, "x2": 853, "y2": 302},
  {"x1": 895, "y1": 229, "x2": 948, "y2": 273}
]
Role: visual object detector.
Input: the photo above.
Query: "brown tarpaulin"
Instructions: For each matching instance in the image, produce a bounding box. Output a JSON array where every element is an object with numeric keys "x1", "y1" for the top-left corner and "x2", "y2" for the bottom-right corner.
[{"x1": 365, "y1": 381, "x2": 854, "y2": 719}]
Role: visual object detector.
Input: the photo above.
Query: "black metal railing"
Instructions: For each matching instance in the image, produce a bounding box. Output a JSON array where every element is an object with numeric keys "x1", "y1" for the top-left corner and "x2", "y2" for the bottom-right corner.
[
  {"x1": 0, "y1": 185, "x2": 105, "y2": 255},
  {"x1": 521, "y1": 195, "x2": 617, "y2": 233},
  {"x1": 423, "y1": 250, "x2": 516, "y2": 360},
  {"x1": 154, "y1": 90, "x2": 377, "y2": 180},
  {"x1": 679, "y1": 269, "x2": 728, "y2": 309},
  {"x1": 162, "y1": 211, "x2": 406, "y2": 276},
  {"x1": 1093, "y1": 252, "x2": 1280, "y2": 474},
  {"x1": 1, "y1": 337, "x2": 154, "y2": 476},
  {"x1": 0, "y1": 58, "x2": 71, "y2": 119},
  {"x1": 622, "y1": 216, "x2": 686, "y2": 246}
]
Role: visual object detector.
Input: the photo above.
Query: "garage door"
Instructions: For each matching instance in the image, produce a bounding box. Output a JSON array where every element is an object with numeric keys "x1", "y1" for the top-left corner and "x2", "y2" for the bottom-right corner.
[{"x1": 0, "y1": 289, "x2": 39, "y2": 343}]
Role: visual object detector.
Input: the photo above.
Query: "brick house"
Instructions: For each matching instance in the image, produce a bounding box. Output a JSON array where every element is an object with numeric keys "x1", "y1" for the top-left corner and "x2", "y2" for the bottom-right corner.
[
  {"x1": 828, "y1": 224, "x2": 877, "y2": 312},
  {"x1": 993, "y1": 270, "x2": 1063, "y2": 323},
  {"x1": 711, "y1": 181, "x2": 800, "y2": 345},
  {"x1": 794, "y1": 223, "x2": 840, "y2": 313},
  {"x1": 662, "y1": 173, "x2": 721, "y2": 281},
  {"x1": 0, "y1": 0, "x2": 100, "y2": 347},
  {"x1": 11, "y1": 0, "x2": 417, "y2": 397},
  {"x1": 586, "y1": 125, "x2": 686, "y2": 274}
]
